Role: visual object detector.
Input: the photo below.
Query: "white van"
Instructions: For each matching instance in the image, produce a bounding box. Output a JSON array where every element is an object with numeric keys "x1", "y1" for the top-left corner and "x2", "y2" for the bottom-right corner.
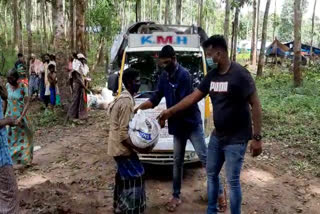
[{"x1": 109, "y1": 25, "x2": 213, "y2": 165}]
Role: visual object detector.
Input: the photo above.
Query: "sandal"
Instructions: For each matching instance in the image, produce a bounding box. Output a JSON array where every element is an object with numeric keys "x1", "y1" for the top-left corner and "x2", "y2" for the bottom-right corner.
[
  {"x1": 165, "y1": 197, "x2": 182, "y2": 212},
  {"x1": 218, "y1": 188, "x2": 227, "y2": 212}
]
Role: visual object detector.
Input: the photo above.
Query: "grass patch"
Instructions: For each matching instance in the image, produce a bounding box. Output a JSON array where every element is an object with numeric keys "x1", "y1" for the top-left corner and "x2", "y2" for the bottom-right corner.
[
  {"x1": 256, "y1": 65, "x2": 320, "y2": 175},
  {"x1": 29, "y1": 105, "x2": 65, "y2": 130}
]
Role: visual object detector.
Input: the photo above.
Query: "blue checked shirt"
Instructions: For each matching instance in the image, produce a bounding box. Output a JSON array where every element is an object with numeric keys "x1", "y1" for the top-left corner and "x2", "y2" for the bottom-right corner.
[{"x1": 0, "y1": 98, "x2": 12, "y2": 167}]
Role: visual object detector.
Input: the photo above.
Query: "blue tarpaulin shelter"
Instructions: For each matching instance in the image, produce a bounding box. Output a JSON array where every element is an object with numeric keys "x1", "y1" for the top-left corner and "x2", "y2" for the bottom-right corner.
[
  {"x1": 284, "y1": 42, "x2": 320, "y2": 55},
  {"x1": 266, "y1": 39, "x2": 290, "y2": 57}
]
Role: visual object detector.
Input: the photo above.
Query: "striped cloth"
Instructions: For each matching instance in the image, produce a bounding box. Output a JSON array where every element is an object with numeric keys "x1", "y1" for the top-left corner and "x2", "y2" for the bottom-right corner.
[{"x1": 113, "y1": 155, "x2": 146, "y2": 214}]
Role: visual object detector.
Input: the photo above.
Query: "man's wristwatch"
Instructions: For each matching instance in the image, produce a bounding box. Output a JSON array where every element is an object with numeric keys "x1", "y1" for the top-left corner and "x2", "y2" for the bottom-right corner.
[{"x1": 253, "y1": 134, "x2": 262, "y2": 141}]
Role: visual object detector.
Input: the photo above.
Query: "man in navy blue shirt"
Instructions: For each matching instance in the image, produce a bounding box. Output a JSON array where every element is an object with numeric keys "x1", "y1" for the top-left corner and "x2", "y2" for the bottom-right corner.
[
  {"x1": 158, "y1": 36, "x2": 263, "y2": 214},
  {"x1": 136, "y1": 45, "x2": 225, "y2": 212}
]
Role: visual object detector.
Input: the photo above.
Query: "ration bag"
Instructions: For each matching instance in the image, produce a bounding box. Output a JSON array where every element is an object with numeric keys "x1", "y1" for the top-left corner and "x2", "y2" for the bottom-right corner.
[{"x1": 129, "y1": 110, "x2": 161, "y2": 149}]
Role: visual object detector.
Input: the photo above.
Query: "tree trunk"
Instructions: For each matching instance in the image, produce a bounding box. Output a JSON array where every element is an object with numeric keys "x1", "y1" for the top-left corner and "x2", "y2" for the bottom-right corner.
[
  {"x1": 54, "y1": 0, "x2": 70, "y2": 106},
  {"x1": 12, "y1": 0, "x2": 20, "y2": 53},
  {"x1": 128, "y1": 1, "x2": 132, "y2": 26},
  {"x1": 224, "y1": 0, "x2": 231, "y2": 48},
  {"x1": 37, "y1": 1, "x2": 43, "y2": 54},
  {"x1": 230, "y1": 21, "x2": 235, "y2": 60},
  {"x1": 63, "y1": 0, "x2": 67, "y2": 38},
  {"x1": 18, "y1": 7, "x2": 24, "y2": 54},
  {"x1": 41, "y1": 0, "x2": 48, "y2": 52},
  {"x1": 136, "y1": 0, "x2": 141, "y2": 22},
  {"x1": 91, "y1": 37, "x2": 105, "y2": 73},
  {"x1": 257, "y1": 0, "x2": 271, "y2": 77},
  {"x1": 46, "y1": 2, "x2": 52, "y2": 50},
  {"x1": 232, "y1": 7, "x2": 240, "y2": 61},
  {"x1": 198, "y1": 0, "x2": 204, "y2": 27},
  {"x1": 76, "y1": 0, "x2": 86, "y2": 54},
  {"x1": 159, "y1": 0, "x2": 162, "y2": 23},
  {"x1": 176, "y1": 0, "x2": 182, "y2": 25},
  {"x1": 256, "y1": 0, "x2": 261, "y2": 62},
  {"x1": 250, "y1": 0, "x2": 257, "y2": 66},
  {"x1": 273, "y1": 0, "x2": 277, "y2": 40},
  {"x1": 1, "y1": 4, "x2": 8, "y2": 48},
  {"x1": 310, "y1": 0, "x2": 317, "y2": 64},
  {"x1": 26, "y1": 0, "x2": 33, "y2": 59},
  {"x1": 151, "y1": 0, "x2": 153, "y2": 20},
  {"x1": 164, "y1": 0, "x2": 170, "y2": 25},
  {"x1": 293, "y1": 0, "x2": 302, "y2": 86},
  {"x1": 51, "y1": 0, "x2": 57, "y2": 49},
  {"x1": 73, "y1": 0, "x2": 77, "y2": 51},
  {"x1": 143, "y1": 0, "x2": 146, "y2": 20},
  {"x1": 70, "y1": 0, "x2": 74, "y2": 52}
]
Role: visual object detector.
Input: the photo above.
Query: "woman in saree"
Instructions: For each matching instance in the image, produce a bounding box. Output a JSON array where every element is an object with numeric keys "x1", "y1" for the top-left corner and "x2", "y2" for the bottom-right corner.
[
  {"x1": 65, "y1": 53, "x2": 89, "y2": 124},
  {"x1": 6, "y1": 69, "x2": 33, "y2": 167}
]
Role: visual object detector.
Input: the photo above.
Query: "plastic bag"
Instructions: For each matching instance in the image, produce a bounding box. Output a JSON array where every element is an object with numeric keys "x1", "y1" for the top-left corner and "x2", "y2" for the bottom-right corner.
[
  {"x1": 56, "y1": 94, "x2": 61, "y2": 106},
  {"x1": 129, "y1": 110, "x2": 160, "y2": 149},
  {"x1": 88, "y1": 92, "x2": 98, "y2": 108},
  {"x1": 101, "y1": 87, "x2": 114, "y2": 103}
]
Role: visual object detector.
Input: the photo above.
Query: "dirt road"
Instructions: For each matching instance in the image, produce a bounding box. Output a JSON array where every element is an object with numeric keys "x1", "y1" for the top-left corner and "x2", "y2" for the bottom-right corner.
[{"x1": 18, "y1": 109, "x2": 320, "y2": 214}]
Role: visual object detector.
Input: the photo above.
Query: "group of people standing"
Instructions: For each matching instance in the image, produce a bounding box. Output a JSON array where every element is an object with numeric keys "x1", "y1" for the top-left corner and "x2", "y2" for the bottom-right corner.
[
  {"x1": 0, "y1": 51, "x2": 91, "y2": 212},
  {"x1": 16, "y1": 53, "x2": 59, "y2": 108},
  {"x1": 109, "y1": 35, "x2": 263, "y2": 214}
]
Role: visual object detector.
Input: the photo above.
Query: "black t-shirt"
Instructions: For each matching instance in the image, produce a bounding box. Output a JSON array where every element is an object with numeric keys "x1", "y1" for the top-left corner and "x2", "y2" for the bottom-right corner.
[{"x1": 198, "y1": 62, "x2": 256, "y2": 143}]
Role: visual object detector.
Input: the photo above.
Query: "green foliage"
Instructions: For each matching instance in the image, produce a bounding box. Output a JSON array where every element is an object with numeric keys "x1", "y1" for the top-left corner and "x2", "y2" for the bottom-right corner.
[
  {"x1": 0, "y1": 48, "x2": 16, "y2": 77},
  {"x1": 257, "y1": 67, "x2": 320, "y2": 175},
  {"x1": 278, "y1": 0, "x2": 294, "y2": 41},
  {"x1": 278, "y1": 0, "x2": 309, "y2": 42},
  {"x1": 86, "y1": 0, "x2": 120, "y2": 38},
  {"x1": 90, "y1": 66, "x2": 107, "y2": 89}
]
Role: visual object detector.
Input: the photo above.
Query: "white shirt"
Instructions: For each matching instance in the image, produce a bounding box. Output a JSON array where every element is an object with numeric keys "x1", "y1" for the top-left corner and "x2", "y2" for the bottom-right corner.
[{"x1": 72, "y1": 59, "x2": 81, "y2": 72}]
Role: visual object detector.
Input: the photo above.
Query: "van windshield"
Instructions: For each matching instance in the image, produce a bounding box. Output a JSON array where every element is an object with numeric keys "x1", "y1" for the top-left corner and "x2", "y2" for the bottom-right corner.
[{"x1": 125, "y1": 51, "x2": 205, "y2": 98}]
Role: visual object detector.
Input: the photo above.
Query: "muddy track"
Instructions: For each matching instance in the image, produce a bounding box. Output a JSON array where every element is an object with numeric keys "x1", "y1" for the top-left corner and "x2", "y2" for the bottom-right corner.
[{"x1": 18, "y1": 109, "x2": 320, "y2": 214}]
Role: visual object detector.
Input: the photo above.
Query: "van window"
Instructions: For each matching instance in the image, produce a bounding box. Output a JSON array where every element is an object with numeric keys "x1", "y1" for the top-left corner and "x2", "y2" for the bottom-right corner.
[{"x1": 125, "y1": 51, "x2": 204, "y2": 98}]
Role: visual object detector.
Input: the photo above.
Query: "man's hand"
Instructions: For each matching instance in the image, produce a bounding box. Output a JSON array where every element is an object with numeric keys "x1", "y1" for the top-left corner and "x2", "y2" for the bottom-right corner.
[
  {"x1": 157, "y1": 109, "x2": 172, "y2": 128},
  {"x1": 134, "y1": 107, "x2": 140, "y2": 114},
  {"x1": 135, "y1": 145, "x2": 154, "y2": 154},
  {"x1": 6, "y1": 117, "x2": 17, "y2": 126},
  {"x1": 250, "y1": 140, "x2": 263, "y2": 157}
]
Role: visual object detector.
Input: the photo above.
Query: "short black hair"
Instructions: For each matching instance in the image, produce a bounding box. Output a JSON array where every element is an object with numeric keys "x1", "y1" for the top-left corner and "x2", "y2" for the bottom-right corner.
[
  {"x1": 50, "y1": 54, "x2": 56, "y2": 61},
  {"x1": 7, "y1": 68, "x2": 19, "y2": 80},
  {"x1": 72, "y1": 52, "x2": 78, "y2": 59},
  {"x1": 48, "y1": 64, "x2": 55, "y2": 71},
  {"x1": 122, "y1": 68, "x2": 139, "y2": 88},
  {"x1": 17, "y1": 53, "x2": 23, "y2": 58},
  {"x1": 202, "y1": 35, "x2": 228, "y2": 51},
  {"x1": 159, "y1": 45, "x2": 176, "y2": 59}
]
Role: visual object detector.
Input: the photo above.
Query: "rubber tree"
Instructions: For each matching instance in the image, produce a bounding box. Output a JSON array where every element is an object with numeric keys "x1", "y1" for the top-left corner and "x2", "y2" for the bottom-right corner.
[
  {"x1": 293, "y1": 0, "x2": 302, "y2": 86},
  {"x1": 257, "y1": 0, "x2": 271, "y2": 77}
]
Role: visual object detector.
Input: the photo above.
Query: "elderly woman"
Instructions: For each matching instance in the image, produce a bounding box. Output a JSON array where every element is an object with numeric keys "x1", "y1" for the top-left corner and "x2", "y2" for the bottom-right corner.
[
  {"x1": 6, "y1": 69, "x2": 33, "y2": 167},
  {"x1": 65, "y1": 53, "x2": 89, "y2": 124}
]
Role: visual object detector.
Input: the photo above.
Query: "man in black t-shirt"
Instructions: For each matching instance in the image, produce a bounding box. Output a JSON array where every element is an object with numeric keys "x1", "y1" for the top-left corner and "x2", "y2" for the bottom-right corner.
[{"x1": 158, "y1": 35, "x2": 263, "y2": 214}]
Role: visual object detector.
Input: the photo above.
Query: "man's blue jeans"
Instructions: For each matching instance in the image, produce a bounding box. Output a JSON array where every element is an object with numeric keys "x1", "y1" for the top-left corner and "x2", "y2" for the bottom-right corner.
[
  {"x1": 173, "y1": 124, "x2": 223, "y2": 199},
  {"x1": 207, "y1": 135, "x2": 248, "y2": 214}
]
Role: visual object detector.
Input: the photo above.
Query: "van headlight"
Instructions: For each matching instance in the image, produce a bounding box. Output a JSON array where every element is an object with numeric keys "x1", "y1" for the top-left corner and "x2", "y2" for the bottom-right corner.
[{"x1": 185, "y1": 151, "x2": 197, "y2": 160}]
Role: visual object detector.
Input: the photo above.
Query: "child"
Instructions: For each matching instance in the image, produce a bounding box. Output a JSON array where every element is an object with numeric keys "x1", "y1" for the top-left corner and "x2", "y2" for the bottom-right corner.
[{"x1": 47, "y1": 64, "x2": 57, "y2": 107}]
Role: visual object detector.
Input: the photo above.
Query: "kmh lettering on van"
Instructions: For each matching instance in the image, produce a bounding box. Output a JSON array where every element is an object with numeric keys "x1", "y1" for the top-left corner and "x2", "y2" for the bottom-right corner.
[{"x1": 141, "y1": 36, "x2": 188, "y2": 45}]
